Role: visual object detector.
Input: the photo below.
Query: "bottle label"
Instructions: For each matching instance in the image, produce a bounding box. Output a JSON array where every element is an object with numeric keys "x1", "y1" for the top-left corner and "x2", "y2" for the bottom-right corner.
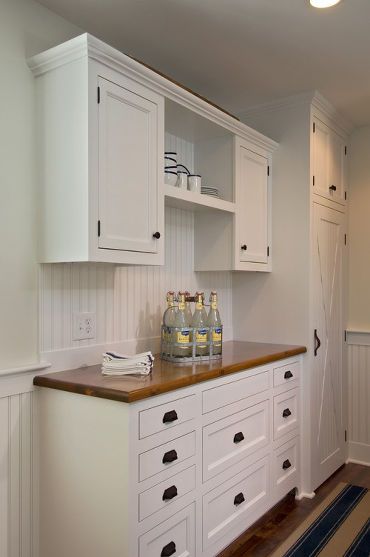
[
  {"x1": 212, "y1": 327, "x2": 222, "y2": 343},
  {"x1": 178, "y1": 301, "x2": 185, "y2": 311},
  {"x1": 196, "y1": 328, "x2": 208, "y2": 344},
  {"x1": 211, "y1": 301, "x2": 217, "y2": 310},
  {"x1": 195, "y1": 302, "x2": 202, "y2": 310},
  {"x1": 177, "y1": 330, "x2": 190, "y2": 344}
]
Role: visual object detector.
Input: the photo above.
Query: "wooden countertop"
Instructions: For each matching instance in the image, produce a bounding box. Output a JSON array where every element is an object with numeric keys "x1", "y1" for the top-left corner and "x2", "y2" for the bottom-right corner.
[{"x1": 33, "y1": 341, "x2": 306, "y2": 403}]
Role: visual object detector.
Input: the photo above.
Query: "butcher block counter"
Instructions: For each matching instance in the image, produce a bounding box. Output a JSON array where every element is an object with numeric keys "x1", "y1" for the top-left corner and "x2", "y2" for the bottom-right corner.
[{"x1": 33, "y1": 340, "x2": 306, "y2": 403}]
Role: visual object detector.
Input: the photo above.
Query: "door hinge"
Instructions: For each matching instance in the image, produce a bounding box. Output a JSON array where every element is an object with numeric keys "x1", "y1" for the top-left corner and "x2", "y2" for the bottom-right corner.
[
  {"x1": 345, "y1": 429, "x2": 347, "y2": 442},
  {"x1": 344, "y1": 330, "x2": 347, "y2": 342},
  {"x1": 344, "y1": 233, "x2": 347, "y2": 245},
  {"x1": 345, "y1": 191, "x2": 347, "y2": 200},
  {"x1": 345, "y1": 145, "x2": 347, "y2": 156},
  {"x1": 267, "y1": 165, "x2": 270, "y2": 177},
  {"x1": 267, "y1": 246, "x2": 270, "y2": 257},
  {"x1": 313, "y1": 175, "x2": 315, "y2": 186},
  {"x1": 313, "y1": 122, "x2": 316, "y2": 133},
  {"x1": 97, "y1": 86, "x2": 100, "y2": 104},
  {"x1": 98, "y1": 220, "x2": 101, "y2": 237}
]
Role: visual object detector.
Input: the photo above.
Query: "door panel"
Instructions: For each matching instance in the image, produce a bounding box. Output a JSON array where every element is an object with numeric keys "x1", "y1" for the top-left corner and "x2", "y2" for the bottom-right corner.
[
  {"x1": 98, "y1": 77, "x2": 159, "y2": 253},
  {"x1": 312, "y1": 203, "x2": 345, "y2": 489}
]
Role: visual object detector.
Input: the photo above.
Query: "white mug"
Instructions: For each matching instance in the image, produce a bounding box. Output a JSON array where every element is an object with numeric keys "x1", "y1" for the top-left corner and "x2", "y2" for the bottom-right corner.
[
  {"x1": 188, "y1": 174, "x2": 201, "y2": 193},
  {"x1": 177, "y1": 171, "x2": 188, "y2": 190}
]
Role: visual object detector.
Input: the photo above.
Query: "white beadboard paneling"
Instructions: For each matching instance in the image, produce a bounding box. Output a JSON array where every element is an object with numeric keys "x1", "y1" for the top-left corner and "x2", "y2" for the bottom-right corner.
[
  {"x1": 0, "y1": 385, "x2": 37, "y2": 557},
  {"x1": 40, "y1": 206, "x2": 233, "y2": 358},
  {"x1": 348, "y1": 339, "x2": 370, "y2": 465}
]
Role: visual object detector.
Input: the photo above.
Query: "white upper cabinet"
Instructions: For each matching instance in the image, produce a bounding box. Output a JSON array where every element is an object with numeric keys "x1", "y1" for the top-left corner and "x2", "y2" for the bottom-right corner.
[
  {"x1": 98, "y1": 77, "x2": 162, "y2": 255},
  {"x1": 235, "y1": 139, "x2": 269, "y2": 268},
  {"x1": 312, "y1": 117, "x2": 347, "y2": 205}
]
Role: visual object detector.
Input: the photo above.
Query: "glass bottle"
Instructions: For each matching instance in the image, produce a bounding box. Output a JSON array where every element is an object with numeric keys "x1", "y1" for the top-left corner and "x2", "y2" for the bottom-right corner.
[
  {"x1": 191, "y1": 292, "x2": 209, "y2": 356},
  {"x1": 174, "y1": 291, "x2": 191, "y2": 357},
  {"x1": 163, "y1": 291, "x2": 176, "y2": 354},
  {"x1": 207, "y1": 291, "x2": 222, "y2": 356},
  {"x1": 184, "y1": 291, "x2": 193, "y2": 324}
]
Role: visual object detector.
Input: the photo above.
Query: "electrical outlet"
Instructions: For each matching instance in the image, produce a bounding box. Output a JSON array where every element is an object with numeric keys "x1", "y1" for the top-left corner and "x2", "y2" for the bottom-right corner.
[{"x1": 72, "y1": 312, "x2": 96, "y2": 341}]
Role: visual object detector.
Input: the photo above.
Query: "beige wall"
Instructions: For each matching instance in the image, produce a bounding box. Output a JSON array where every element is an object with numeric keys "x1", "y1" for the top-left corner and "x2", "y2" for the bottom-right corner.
[
  {"x1": 348, "y1": 127, "x2": 370, "y2": 331},
  {"x1": 0, "y1": 0, "x2": 81, "y2": 370}
]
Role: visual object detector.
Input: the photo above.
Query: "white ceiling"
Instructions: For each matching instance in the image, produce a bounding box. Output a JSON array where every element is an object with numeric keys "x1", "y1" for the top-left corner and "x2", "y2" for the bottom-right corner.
[{"x1": 36, "y1": 0, "x2": 370, "y2": 126}]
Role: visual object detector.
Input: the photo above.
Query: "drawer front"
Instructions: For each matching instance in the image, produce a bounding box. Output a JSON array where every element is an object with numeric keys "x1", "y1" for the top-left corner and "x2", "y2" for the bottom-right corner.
[
  {"x1": 203, "y1": 456, "x2": 269, "y2": 550},
  {"x1": 139, "y1": 395, "x2": 196, "y2": 439},
  {"x1": 203, "y1": 400, "x2": 269, "y2": 481},
  {"x1": 273, "y1": 438, "x2": 299, "y2": 488},
  {"x1": 273, "y1": 361, "x2": 300, "y2": 388},
  {"x1": 273, "y1": 388, "x2": 299, "y2": 440},
  {"x1": 139, "y1": 465, "x2": 196, "y2": 521},
  {"x1": 202, "y1": 370, "x2": 269, "y2": 414},
  {"x1": 139, "y1": 503, "x2": 195, "y2": 557},
  {"x1": 139, "y1": 431, "x2": 196, "y2": 482}
]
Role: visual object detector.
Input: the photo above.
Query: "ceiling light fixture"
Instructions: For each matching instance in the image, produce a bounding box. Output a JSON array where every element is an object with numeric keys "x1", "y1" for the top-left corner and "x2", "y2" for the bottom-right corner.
[{"x1": 310, "y1": 0, "x2": 342, "y2": 7}]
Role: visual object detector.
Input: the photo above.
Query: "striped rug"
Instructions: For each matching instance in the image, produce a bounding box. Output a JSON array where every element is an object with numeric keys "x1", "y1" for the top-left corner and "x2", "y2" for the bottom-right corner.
[{"x1": 271, "y1": 483, "x2": 370, "y2": 557}]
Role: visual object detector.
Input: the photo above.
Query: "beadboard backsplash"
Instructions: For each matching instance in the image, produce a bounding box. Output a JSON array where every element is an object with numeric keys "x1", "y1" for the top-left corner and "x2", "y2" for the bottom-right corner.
[{"x1": 39, "y1": 206, "x2": 232, "y2": 368}]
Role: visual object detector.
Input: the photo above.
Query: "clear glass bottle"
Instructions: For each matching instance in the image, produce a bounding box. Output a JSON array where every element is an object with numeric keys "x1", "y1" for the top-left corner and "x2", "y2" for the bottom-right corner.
[
  {"x1": 174, "y1": 291, "x2": 191, "y2": 357},
  {"x1": 184, "y1": 291, "x2": 193, "y2": 324},
  {"x1": 163, "y1": 291, "x2": 176, "y2": 354},
  {"x1": 207, "y1": 291, "x2": 222, "y2": 355},
  {"x1": 191, "y1": 292, "x2": 209, "y2": 356}
]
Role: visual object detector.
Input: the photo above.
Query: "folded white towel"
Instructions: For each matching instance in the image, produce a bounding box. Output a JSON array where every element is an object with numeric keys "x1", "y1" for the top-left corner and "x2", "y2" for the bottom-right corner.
[{"x1": 101, "y1": 351, "x2": 154, "y2": 376}]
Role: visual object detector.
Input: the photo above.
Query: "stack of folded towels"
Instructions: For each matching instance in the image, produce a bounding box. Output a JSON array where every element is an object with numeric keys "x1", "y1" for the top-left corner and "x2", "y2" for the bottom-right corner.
[{"x1": 101, "y1": 351, "x2": 154, "y2": 376}]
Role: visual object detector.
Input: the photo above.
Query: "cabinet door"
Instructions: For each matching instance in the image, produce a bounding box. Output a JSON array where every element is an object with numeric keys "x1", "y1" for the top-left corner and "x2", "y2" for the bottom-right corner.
[
  {"x1": 236, "y1": 141, "x2": 269, "y2": 265},
  {"x1": 98, "y1": 77, "x2": 162, "y2": 253},
  {"x1": 313, "y1": 117, "x2": 347, "y2": 205},
  {"x1": 311, "y1": 203, "x2": 345, "y2": 490}
]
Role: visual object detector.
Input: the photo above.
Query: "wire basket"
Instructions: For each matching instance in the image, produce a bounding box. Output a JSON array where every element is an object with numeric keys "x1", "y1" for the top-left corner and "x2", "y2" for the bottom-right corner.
[{"x1": 160, "y1": 325, "x2": 223, "y2": 363}]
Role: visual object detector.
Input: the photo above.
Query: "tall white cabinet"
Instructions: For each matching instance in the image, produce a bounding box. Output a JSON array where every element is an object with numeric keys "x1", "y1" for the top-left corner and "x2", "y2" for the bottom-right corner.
[{"x1": 233, "y1": 92, "x2": 351, "y2": 494}]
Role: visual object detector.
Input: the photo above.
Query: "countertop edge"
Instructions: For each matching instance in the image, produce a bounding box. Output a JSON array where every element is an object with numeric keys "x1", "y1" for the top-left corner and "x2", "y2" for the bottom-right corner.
[{"x1": 33, "y1": 346, "x2": 306, "y2": 403}]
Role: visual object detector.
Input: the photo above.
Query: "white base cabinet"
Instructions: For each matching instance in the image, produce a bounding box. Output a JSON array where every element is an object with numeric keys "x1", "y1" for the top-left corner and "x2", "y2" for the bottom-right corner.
[{"x1": 37, "y1": 355, "x2": 302, "y2": 557}]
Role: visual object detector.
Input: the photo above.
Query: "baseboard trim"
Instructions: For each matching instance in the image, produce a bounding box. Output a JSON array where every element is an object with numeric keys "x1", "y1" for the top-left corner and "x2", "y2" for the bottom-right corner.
[{"x1": 348, "y1": 441, "x2": 370, "y2": 466}]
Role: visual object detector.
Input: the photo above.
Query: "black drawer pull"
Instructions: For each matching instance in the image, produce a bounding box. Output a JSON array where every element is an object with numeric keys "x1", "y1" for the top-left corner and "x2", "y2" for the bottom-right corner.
[
  {"x1": 161, "y1": 541, "x2": 176, "y2": 557},
  {"x1": 162, "y1": 449, "x2": 178, "y2": 464},
  {"x1": 241, "y1": 244, "x2": 247, "y2": 251},
  {"x1": 282, "y1": 408, "x2": 292, "y2": 418},
  {"x1": 162, "y1": 485, "x2": 178, "y2": 501},
  {"x1": 163, "y1": 410, "x2": 178, "y2": 424},
  {"x1": 282, "y1": 459, "x2": 292, "y2": 470},
  {"x1": 233, "y1": 431, "x2": 245, "y2": 444},
  {"x1": 284, "y1": 370, "x2": 293, "y2": 379},
  {"x1": 329, "y1": 185, "x2": 337, "y2": 192},
  {"x1": 234, "y1": 492, "x2": 245, "y2": 506}
]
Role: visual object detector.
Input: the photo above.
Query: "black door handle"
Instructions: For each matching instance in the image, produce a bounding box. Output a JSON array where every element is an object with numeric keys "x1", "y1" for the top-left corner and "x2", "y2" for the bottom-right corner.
[
  {"x1": 162, "y1": 449, "x2": 178, "y2": 464},
  {"x1": 241, "y1": 244, "x2": 247, "y2": 251},
  {"x1": 282, "y1": 408, "x2": 292, "y2": 418},
  {"x1": 284, "y1": 370, "x2": 293, "y2": 379},
  {"x1": 161, "y1": 541, "x2": 176, "y2": 557},
  {"x1": 153, "y1": 231, "x2": 161, "y2": 239},
  {"x1": 282, "y1": 459, "x2": 292, "y2": 470},
  {"x1": 233, "y1": 432, "x2": 245, "y2": 444},
  {"x1": 162, "y1": 485, "x2": 178, "y2": 501},
  {"x1": 314, "y1": 329, "x2": 321, "y2": 356},
  {"x1": 234, "y1": 492, "x2": 245, "y2": 506},
  {"x1": 163, "y1": 410, "x2": 178, "y2": 424},
  {"x1": 329, "y1": 185, "x2": 337, "y2": 191}
]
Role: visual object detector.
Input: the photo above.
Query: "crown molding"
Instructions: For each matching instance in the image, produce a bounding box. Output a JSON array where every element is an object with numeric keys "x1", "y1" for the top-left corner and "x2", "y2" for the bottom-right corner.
[{"x1": 28, "y1": 33, "x2": 278, "y2": 153}]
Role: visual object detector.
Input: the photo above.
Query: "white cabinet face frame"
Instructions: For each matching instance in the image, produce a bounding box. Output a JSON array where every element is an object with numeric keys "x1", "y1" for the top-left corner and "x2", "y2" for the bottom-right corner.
[
  {"x1": 312, "y1": 115, "x2": 347, "y2": 207},
  {"x1": 234, "y1": 137, "x2": 271, "y2": 272},
  {"x1": 88, "y1": 62, "x2": 165, "y2": 265}
]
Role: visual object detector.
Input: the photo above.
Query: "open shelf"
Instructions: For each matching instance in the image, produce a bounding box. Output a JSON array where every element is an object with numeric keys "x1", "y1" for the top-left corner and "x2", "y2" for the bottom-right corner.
[{"x1": 164, "y1": 184, "x2": 236, "y2": 213}]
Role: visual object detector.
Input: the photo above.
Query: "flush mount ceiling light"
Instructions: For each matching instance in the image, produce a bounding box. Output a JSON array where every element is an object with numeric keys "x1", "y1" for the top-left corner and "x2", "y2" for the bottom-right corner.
[{"x1": 310, "y1": 0, "x2": 342, "y2": 7}]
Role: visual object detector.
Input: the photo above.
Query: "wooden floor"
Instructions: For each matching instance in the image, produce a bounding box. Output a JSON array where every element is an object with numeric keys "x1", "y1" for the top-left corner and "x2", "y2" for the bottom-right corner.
[{"x1": 219, "y1": 463, "x2": 370, "y2": 557}]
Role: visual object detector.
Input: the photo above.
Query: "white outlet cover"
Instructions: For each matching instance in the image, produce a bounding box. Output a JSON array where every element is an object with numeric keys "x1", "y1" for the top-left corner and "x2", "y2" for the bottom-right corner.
[{"x1": 72, "y1": 312, "x2": 96, "y2": 341}]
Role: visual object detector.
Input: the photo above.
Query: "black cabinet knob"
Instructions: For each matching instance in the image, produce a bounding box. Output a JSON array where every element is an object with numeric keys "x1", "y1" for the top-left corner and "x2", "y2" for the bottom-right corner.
[
  {"x1": 329, "y1": 185, "x2": 337, "y2": 191},
  {"x1": 241, "y1": 244, "x2": 247, "y2": 251},
  {"x1": 282, "y1": 459, "x2": 292, "y2": 470},
  {"x1": 233, "y1": 432, "x2": 245, "y2": 444},
  {"x1": 234, "y1": 492, "x2": 245, "y2": 506},
  {"x1": 284, "y1": 370, "x2": 293, "y2": 379},
  {"x1": 162, "y1": 449, "x2": 178, "y2": 464},
  {"x1": 162, "y1": 485, "x2": 178, "y2": 501},
  {"x1": 161, "y1": 541, "x2": 176, "y2": 557},
  {"x1": 163, "y1": 410, "x2": 178, "y2": 424},
  {"x1": 153, "y1": 231, "x2": 161, "y2": 239},
  {"x1": 282, "y1": 408, "x2": 292, "y2": 418}
]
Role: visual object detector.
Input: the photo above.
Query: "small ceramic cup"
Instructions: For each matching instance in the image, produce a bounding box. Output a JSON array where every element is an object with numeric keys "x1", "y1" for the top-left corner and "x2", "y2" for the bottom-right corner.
[
  {"x1": 164, "y1": 171, "x2": 178, "y2": 186},
  {"x1": 177, "y1": 171, "x2": 188, "y2": 190},
  {"x1": 188, "y1": 174, "x2": 202, "y2": 193}
]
